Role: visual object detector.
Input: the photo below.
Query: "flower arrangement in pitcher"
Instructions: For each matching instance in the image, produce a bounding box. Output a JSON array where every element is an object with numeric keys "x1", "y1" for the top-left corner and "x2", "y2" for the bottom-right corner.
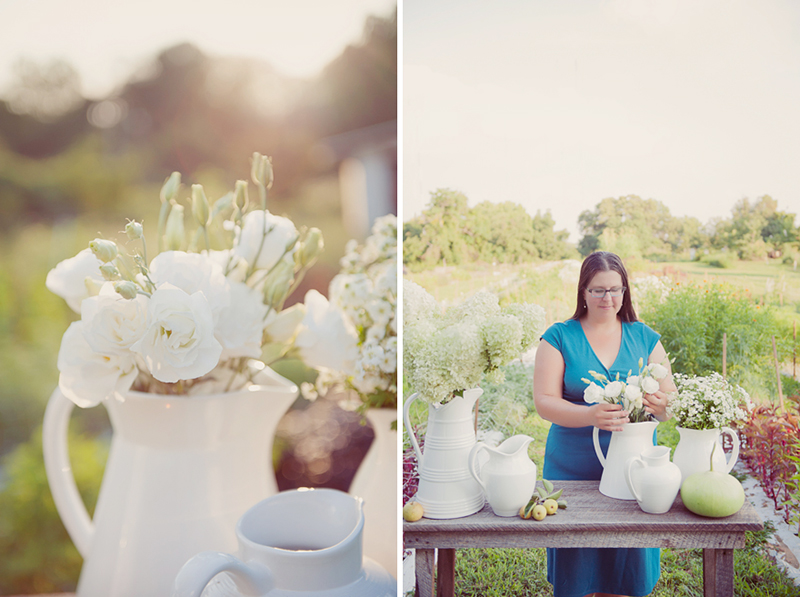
[
  {"x1": 403, "y1": 280, "x2": 546, "y2": 404},
  {"x1": 669, "y1": 372, "x2": 753, "y2": 430},
  {"x1": 582, "y1": 358, "x2": 669, "y2": 423},
  {"x1": 46, "y1": 153, "x2": 323, "y2": 406},
  {"x1": 296, "y1": 215, "x2": 397, "y2": 412}
]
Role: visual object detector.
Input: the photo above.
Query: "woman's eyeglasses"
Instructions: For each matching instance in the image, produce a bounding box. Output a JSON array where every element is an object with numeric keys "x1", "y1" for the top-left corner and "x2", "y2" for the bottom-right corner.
[{"x1": 586, "y1": 287, "x2": 626, "y2": 298}]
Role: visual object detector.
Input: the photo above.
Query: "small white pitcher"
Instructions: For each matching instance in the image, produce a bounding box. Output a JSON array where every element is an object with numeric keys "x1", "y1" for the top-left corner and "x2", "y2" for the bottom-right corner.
[
  {"x1": 624, "y1": 445, "x2": 682, "y2": 514},
  {"x1": 468, "y1": 435, "x2": 537, "y2": 517},
  {"x1": 172, "y1": 488, "x2": 396, "y2": 597}
]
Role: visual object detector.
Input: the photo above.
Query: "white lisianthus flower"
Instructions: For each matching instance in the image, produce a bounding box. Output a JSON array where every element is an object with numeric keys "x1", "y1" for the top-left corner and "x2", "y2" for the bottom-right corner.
[
  {"x1": 647, "y1": 363, "x2": 668, "y2": 379},
  {"x1": 207, "y1": 249, "x2": 248, "y2": 283},
  {"x1": 149, "y1": 251, "x2": 230, "y2": 321},
  {"x1": 624, "y1": 384, "x2": 643, "y2": 404},
  {"x1": 80, "y1": 283, "x2": 148, "y2": 355},
  {"x1": 58, "y1": 322, "x2": 138, "y2": 407},
  {"x1": 627, "y1": 375, "x2": 641, "y2": 388},
  {"x1": 584, "y1": 382, "x2": 605, "y2": 404},
  {"x1": 45, "y1": 248, "x2": 105, "y2": 313},
  {"x1": 264, "y1": 303, "x2": 306, "y2": 344},
  {"x1": 294, "y1": 289, "x2": 358, "y2": 373},
  {"x1": 215, "y1": 281, "x2": 268, "y2": 360},
  {"x1": 641, "y1": 376, "x2": 660, "y2": 394},
  {"x1": 234, "y1": 210, "x2": 299, "y2": 271},
  {"x1": 604, "y1": 380, "x2": 624, "y2": 398},
  {"x1": 131, "y1": 283, "x2": 222, "y2": 383}
]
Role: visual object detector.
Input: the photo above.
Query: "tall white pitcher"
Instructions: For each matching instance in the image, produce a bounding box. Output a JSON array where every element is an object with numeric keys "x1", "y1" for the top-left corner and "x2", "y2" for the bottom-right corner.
[
  {"x1": 43, "y1": 366, "x2": 298, "y2": 597},
  {"x1": 592, "y1": 420, "x2": 658, "y2": 500},
  {"x1": 403, "y1": 388, "x2": 485, "y2": 519}
]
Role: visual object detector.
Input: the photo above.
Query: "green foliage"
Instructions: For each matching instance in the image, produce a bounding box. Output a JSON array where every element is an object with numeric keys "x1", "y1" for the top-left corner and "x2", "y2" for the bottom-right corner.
[
  {"x1": 0, "y1": 427, "x2": 107, "y2": 593},
  {"x1": 697, "y1": 252, "x2": 734, "y2": 269},
  {"x1": 641, "y1": 281, "x2": 787, "y2": 400},
  {"x1": 403, "y1": 191, "x2": 575, "y2": 271}
]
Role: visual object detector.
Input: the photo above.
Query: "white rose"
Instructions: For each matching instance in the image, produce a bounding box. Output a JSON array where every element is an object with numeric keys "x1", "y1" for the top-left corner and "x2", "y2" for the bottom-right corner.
[
  {"x1": 641, "y1": 376, "x2": 660, "y2": 394},
  {"x1": 45, "y1": 248, "x2": 105, "y2": 313},
  {"x1": 80, "y1": 283, "x2": 147, "y2": 355},
  {"x1": 58, "y1": 321, "x2": 138, "y2": 407},
  {"x1": 604, "y1": 380, "x2": 624, "y2": 398},
  {"x1": 234, "y1": 210, "x2": 299, "y2": 272},
  {"x1": 131, "y1": 284, "x2": 222, "y2": 383},
  {"x1": 149, "y1": 251, "x2": 230, "y2": 321},
  {"x1": 584, "y1": 382, "x2": 605, "y2": 404},
  {"x1": 294, "y1": 289, "x2": 358, "y2": 373},
  {"x1": 215, "y1": 281, "x2": 268, "y2": 360}
]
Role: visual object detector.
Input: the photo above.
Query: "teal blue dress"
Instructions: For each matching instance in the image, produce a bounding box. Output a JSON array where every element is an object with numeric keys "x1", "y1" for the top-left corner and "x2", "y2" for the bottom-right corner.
[{"x1": 541, "y1": 318, "x2": 661, "y2": 597}]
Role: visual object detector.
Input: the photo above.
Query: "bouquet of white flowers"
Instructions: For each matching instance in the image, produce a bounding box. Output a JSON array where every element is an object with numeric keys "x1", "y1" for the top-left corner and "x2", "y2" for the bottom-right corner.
[
  {"x1": 403, "y1": 280, "x2": 546, "y2": 405},
  {"x1": 296, "y1": 215, "x2": 397, "y2": 411},
  {"x1": 582, "y1": 358, "x2": 669, "y2": 423},
  {"x1": 46, "y1": 153, "x2": 323, "y2": 406},
  {"x1": 669, "y1": 372, "x2": 753, "y2": 430}
]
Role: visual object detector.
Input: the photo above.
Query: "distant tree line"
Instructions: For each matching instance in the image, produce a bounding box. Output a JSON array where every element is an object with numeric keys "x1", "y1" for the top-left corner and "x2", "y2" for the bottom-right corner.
[
  {"x1": 404, "y1": 190, "x2": 799, "y2": 270},
  {"x1": 403, "y1": 189, "x2": 577, "y2": 270}
]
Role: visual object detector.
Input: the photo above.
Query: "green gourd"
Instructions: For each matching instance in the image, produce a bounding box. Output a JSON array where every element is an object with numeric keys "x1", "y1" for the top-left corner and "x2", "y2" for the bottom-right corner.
[{"x1": 680, "y1": 442, "x2": 745, "y2": 518}]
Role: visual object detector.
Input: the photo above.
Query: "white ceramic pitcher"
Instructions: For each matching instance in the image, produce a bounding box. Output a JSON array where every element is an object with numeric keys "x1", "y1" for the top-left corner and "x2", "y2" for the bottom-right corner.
[
  {"x1": 172, "y1": 488, "x2": 397, "y2": 597},
  {"x1": 468, "y1": 435, "x2": 537, "y2": 517},
  {"x1": 672, "y1": 426, "x2": 740, "y2": 483},
  {"x1": 42, "y1": 365, "x2": 298, "y2": 597},
  {"x1": 623, "y1": 445, "x2": 682, "y2": 514},
  {"x1": 593, "y1": 420, "x2": 658, "y2": 500},
  {"x1": 403, "y1": 388, "x2": 485, "y2": 519}
]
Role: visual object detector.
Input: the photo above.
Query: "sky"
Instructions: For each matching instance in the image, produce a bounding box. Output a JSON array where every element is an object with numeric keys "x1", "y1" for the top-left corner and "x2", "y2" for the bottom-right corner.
[
  {"x1": 0, "y1": 0, "x2": 396, "y2": 99},
  {"x1": 404, "y1": 0, "x2": 800, "y2": 241}
]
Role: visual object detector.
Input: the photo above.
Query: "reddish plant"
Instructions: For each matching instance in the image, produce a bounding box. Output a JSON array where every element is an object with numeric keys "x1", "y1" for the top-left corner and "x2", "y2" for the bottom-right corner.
[
  {"x1": 403, "y1": 425, "x2": 423, "y2": 506},
  {"x1": 737, "y1": 404, "x2": 800, "y2": 524}
]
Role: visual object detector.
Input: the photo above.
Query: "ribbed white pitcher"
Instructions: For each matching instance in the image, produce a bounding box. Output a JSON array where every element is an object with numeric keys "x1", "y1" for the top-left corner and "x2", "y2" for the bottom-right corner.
[{"x1": 404, "y1": 388, "x2": 485, "y2": 519}]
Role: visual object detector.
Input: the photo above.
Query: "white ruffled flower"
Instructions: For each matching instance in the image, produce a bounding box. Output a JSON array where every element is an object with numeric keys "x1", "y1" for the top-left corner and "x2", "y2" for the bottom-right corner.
[
  {"x1": 647, "y1": 363, "x2": 668, "y2": 380},
  {"x1": 45, "y1": 248, "x2": 105, "y2": 313},
  {"x1": 215, "y1": 281, "x2": 268, "y2": 360},
  {"x1": 149, "y1": 251, "x2": 230, "y2": 322},
  {"x1": 624, "y1": 383, "x2": 643, "y2": 404},
  {"x1": 131, "y1": 283, "x2": 222, "y2": 383},
  {"x1": 57, "y1": 321, "x2": 138, "y2": 407},
  {"x1": 234, "y1": 210, "x2": 299, "y2": 272},
  {"x1": 584, "y1": 382, "x2": 605, "y2": 404},
  {"x1": 641, "y1": 376, "x2": 660, "y2": 394},
  {"x1": 80, "y1": 283, "x2": 148, "y2": 355},
  {"x1": 294, "y1": 289, "x2": 358, "y2": 373},
  {"x1": 604, "y1": 380, "x2": 624, "y2": 398}
]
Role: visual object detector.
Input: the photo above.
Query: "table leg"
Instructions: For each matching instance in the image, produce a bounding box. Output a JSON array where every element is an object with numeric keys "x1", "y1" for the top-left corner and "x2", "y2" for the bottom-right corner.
[
  {"x1": 436, "y1": 548, "x2": 456, "y2": 597},
  {"x1": 703, "y1": 548, "x2": 734, "y2": 597},
  {"x1": 415, "y1": 548, "x2": 436, "y2": 597}
]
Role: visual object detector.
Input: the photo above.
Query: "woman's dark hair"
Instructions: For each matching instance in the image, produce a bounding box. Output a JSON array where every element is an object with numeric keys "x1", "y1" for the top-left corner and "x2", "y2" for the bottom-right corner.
[{"x1": 570, "y1": 251, "x2": 638, "y2": 322}]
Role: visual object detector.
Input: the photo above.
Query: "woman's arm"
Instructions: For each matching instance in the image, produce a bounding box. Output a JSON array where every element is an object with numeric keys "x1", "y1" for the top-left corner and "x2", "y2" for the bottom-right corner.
[
  {"x1": 533, "y1": 339, "x2": 629, "y2": 432},
  {"x1": 643, "y1": 340, "x2": 677, "y2": 421}
]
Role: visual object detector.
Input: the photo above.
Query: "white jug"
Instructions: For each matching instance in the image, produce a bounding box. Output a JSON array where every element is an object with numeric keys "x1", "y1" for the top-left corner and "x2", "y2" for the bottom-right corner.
[
  {"x1": 43, "y1": 366, "x2": 298, "y2": 597},
  {"x1": 172, "y1": 488, "x2": 397, "y2": 597},
  {"x1": 624, "y1": 445, "x2": 682, "y2": 514},
  {"x1": 468, "y1": 435, "x2": 537, "y2": 517},
  {"x1": 403, "y1": 389, "x2": 485, "y2": 519},
  {"x1": 672, "y1": 426, "x2": 739, "y2": 483},
  {"x1": 593, "y1": 420, "x2": 658, "y2": 500}
]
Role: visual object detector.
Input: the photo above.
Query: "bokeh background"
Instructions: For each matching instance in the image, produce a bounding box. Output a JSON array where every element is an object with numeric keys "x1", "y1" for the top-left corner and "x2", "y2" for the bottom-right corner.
[{"x1": 0, "y1": 1, "x2": 396, "y2": 592}]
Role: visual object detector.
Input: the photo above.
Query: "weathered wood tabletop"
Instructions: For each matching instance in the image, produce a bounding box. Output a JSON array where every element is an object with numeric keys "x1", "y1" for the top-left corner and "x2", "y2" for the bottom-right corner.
[{"x1": 403, "y1": 480, "x2": 763, "y2": 597}]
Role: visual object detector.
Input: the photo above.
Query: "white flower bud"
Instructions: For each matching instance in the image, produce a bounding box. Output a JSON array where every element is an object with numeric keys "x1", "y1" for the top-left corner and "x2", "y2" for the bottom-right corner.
[
  {"x1": 234, "y1": 180, "x2": 249, "y2": 212},
  {"x1": 125, "y1": 220, "x2": 143, "y2": 240},
  {"x1": 114, "y1": 281, "x2": 139, "y2": 299},
  {"x1": 191, "y1": 184, "x2": 210, "y2": 227},
  {"x1": 165, "y1": 203, "x2": 185, "y2": 251},
  {"x1": 89, "y1": 239, "x2": 118, "y2": 263},
  {"x1": 298, "y1": 228, "x2": 323, "y2": 266},
  {"x1": 251, "y1": 152, "x2": 273, "y2": 189},
  {"x1": 99, "y1": 263, "x2": 121, "y2": 281},
  {"x1": 160, "y1": 172, "x2": 181, "y2": 203}
]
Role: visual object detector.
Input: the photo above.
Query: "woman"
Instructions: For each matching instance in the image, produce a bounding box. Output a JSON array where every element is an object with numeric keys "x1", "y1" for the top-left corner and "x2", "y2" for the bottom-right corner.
[{"x1": 533, "y1": 251, "x2": 676, "y2": 597}]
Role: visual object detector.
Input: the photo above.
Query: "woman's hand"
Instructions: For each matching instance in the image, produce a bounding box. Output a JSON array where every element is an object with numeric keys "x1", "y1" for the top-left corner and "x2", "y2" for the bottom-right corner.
[
  {"x1": 643, "y1": 390, "x2": 670, "y2": 421},
  {"x1": 591, "y1": 402, "x2": 630, "y2": 432}
]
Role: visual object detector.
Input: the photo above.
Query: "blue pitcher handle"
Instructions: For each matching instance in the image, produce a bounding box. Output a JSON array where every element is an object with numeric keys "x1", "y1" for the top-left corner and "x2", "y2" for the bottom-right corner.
[{"x1": 403, "y1": 393, "x2": 423, "y2": 464}]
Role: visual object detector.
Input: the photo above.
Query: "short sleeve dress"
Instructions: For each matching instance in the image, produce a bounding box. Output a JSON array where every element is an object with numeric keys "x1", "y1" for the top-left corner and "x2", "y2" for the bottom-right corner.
[{"x1": 540, "y1": 318, "x2": 661, "y2": 597}]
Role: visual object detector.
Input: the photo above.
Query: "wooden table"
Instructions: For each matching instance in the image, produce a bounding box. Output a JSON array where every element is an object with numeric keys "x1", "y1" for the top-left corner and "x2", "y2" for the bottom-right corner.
[{"x1": 403, "y1": 480, "x2": 763, "y2": 597}]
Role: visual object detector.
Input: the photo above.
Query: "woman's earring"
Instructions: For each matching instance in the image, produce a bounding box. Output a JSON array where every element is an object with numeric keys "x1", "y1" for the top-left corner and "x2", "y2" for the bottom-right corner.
[{"x1": 584, "y1": 302, "x2": 587, "y2": 309}]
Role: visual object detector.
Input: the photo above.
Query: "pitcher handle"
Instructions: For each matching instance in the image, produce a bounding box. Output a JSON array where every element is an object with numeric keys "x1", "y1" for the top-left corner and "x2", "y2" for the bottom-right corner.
[
  {"x1": 624, "y1": 456, "x2": 645, "y2": 503},
  {"x1": 403, "y1": 392, "x2": 423, "y2": 464},
  {"x1": 42, "y1": 387, "x2": 93, "y2": 558},
  {"x1": 592, "y1": 427, "x2": 605, "y2": 468},
  {"x1": 173, "y1": 551, "x2": 275, "y2": 597},
  {"x1": 467, "y1": 443, "x2": 487, "y2": 493},
  {"x1": 720, "y1": 426, "x2": 740, "y2": 473}
]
